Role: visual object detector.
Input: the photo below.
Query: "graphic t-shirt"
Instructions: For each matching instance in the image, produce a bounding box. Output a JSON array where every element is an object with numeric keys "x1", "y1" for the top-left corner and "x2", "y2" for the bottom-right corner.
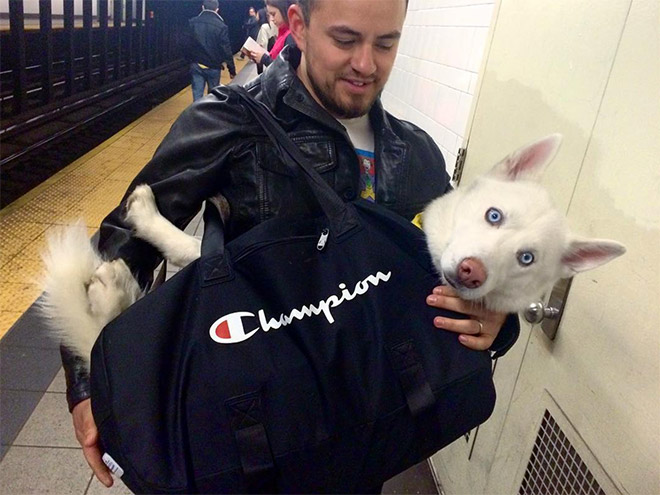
[{"x1": 338, "y1": 115, "x2": 376, "y2": 201}]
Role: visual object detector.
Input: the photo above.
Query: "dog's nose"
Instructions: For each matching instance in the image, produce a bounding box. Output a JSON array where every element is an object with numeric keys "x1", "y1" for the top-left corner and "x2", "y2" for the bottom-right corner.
[{"x1": 457, "y1": 258, "x2": 486, "y2": 288}]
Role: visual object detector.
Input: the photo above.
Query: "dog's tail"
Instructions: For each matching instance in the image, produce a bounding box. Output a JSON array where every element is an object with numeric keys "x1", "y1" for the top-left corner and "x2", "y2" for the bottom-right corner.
[{"x1": 39, "y1": 221, "x2": 103, "y2": 365}]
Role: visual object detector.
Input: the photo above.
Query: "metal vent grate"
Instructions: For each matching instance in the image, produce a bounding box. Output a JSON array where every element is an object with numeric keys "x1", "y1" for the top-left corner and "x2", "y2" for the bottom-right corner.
[{"x1": 519, "y1": 410, "x2": 606, "y2": 495}]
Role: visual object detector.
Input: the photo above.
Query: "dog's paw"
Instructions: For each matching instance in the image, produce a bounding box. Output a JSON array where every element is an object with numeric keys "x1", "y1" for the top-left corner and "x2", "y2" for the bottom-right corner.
[
  {"x1": 87, "y1": 260, "x2": 138, "y2": 322},
  {"x1": 126, "y1": 184, "x2": 159, "y2": 229}
]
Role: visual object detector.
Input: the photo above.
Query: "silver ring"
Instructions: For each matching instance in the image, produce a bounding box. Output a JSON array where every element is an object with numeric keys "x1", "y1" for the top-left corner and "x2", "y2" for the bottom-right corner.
[{"x1": 476, "y1": 320, "x2": 484, "y2": 334}]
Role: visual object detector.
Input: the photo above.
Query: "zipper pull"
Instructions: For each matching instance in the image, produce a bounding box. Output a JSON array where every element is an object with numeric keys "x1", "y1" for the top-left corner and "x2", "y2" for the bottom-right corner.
[{"x1": 317, "y1": 228, "x2": 330, "y2": 251}]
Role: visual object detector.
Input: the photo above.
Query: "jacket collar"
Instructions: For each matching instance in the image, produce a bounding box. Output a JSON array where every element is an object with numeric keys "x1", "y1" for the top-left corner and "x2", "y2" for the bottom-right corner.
[
  {"x1": 198, "y1": 9, "x2": 225, "y2": 22},
  {"x1": 258, "y1": 45, "x2": 407, "y2": 158},
  {"x1": 259, "y1": 46, "x2": 344, "y2": 134}
]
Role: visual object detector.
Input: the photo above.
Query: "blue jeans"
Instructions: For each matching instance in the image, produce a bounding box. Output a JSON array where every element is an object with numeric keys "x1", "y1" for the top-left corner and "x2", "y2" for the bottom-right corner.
[{"x1": 190, "y1": 63, "x2": 221, "y2": 101}]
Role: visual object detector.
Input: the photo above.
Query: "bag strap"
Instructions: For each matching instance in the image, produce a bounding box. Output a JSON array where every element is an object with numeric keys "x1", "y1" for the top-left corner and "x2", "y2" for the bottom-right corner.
[
  {"x1": 231, "y1": 86, "x2": 361, "y2": 240},
  {"x1": 388, "y1": 340, "x2": 436, "y2": 416},
  {"x1": 226, "y1": 391, "x2": 276, "y2": 492},
  {"x1": 201, "y1": 198, "x2": 225, "y2": 258}
]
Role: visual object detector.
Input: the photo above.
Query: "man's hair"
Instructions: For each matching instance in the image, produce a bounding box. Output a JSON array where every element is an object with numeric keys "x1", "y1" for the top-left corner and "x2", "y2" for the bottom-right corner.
[
  {"x1": 202, "y1": 0, "x2": 218, "y2": 11},
  {"x1": 297, "y1": 0, "x2": 408, "y2": 25},
  {"x1": 265, "y1": 0, "x2": 297, "y2": 21}
]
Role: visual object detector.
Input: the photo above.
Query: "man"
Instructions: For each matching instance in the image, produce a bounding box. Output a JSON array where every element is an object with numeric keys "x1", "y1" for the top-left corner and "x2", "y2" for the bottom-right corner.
[
  {"x1": 63, "y1": 0, "x2": 519, "y2": 488},
  {"x1": 185, "y1": 0, "x2": 236, "y2": 101},
  {"x1": 241, "y1": 6, "x2": 261, "y2": 59}
]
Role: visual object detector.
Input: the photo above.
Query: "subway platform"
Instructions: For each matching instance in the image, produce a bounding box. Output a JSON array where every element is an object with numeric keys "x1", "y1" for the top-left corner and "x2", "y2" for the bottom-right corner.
[{"x1": 0, "y1": 59, "x2": 439, "y2": 494}]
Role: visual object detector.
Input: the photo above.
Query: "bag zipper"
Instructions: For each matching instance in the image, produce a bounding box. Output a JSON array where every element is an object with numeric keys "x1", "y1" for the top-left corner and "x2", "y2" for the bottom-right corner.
[
  {"x1": 316, "y1": 228, "x2": 329, "y2": 251},
  {"x1": 232, "y1": 234, "x2": 320, "y2": 263}
]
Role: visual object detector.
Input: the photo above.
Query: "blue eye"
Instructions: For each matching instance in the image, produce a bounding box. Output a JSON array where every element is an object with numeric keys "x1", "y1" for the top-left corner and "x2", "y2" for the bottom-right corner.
[
  {"x1": 485, "y1": 207, "x2": 503, "y2": 225},
  {"x1": 518, "y1": 251, "x2": 535, "y2": 266}
]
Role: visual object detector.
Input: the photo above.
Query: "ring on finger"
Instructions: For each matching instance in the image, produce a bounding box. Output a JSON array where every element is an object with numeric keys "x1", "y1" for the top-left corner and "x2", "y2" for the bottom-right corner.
[{"x1": 475, "y1": 320, "x2": 484, "y2": 334}]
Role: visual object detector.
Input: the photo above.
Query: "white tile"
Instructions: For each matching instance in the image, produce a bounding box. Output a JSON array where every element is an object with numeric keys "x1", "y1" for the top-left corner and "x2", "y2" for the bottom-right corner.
[
  {"x1": 466, "y1": 4, "x2": 495, "y2": 27},
  {"x1": 87, "y1": 474, "x2": 133, "y2": 494},
  {"x1": 468, "y1": 26, "x2": 490, "y2": 72},
  {"x1": 444, "y1": 130, "x2": 461, "y2": 156},
  {"x1": 452, "y1": 92, "x2": 473, "y2": 136},
  {"x1": 445, "y1": 152, "x2": 458, "y2": 178},
  {"x1": 14, "y1": 392, "x2": 79, "y2": 448},
  {"x1": 0, "y1": 446, "x2": 90, "y2": 494},
  {"x1": 468, "y1": 72, "x2": 479, "y2": 94},
  {"x1": 47, "y1": 367, "x2": 66, "y2": 393},
  {"x1": 435, "y1": 85, "x2": 461, "y2": 129},
  {"x1": 449, "y1": 27, "x2": 475, "y2": 69}
]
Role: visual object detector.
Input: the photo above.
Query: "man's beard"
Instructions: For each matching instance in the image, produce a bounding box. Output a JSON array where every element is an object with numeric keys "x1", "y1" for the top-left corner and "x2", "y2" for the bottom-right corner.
[{"x1": 307, "y1": 67, "x2": 378, "y2": 119}]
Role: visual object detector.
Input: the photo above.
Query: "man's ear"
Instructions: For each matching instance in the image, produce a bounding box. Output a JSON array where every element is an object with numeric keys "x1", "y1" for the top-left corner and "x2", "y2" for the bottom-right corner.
[{"x1": 288, "y1": 4, "x2": 307, "y2": 51}]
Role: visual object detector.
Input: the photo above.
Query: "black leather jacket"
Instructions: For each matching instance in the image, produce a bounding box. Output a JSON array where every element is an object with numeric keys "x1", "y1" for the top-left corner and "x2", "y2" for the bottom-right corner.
[
  {"x1": 185, "y1": 10, "x2": 236, "y2": 75},
  {"x1": 61, "y1": 46, "x2": 519, "y2": 411}
]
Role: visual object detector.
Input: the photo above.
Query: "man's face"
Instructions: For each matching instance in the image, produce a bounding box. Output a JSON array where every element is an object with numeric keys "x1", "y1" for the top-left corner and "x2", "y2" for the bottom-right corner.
[
  {"x1": 249, "y1": 7, "x2": 256, "y2": 16},
  {"x1": 290, "y1": 0, "x2": 406, "y2": 119}
]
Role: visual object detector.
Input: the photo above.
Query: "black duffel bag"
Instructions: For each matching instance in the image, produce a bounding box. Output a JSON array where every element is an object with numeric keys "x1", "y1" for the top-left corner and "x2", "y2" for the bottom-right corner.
[{"x1": 90, "y1": 87, "x2": 496, "y2": 494}]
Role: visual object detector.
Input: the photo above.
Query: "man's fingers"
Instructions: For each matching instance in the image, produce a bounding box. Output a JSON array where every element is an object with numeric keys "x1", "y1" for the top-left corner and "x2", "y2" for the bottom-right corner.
[
  {"x1": 432, "y1": 285, "x2": 459, "y2": 298},
  {"x1": 427, "y1": 292, "x2": 479, "y2": 317},
  {"x1": 71, "y1": 399, "x2": 112, "y2": 487},
  {"x1": 427, "y1": 285, "x2": 506, "y2": 352},
  {"x1": 458, "y1": 333, "x2": 494, "y2": 351},
  {"x1": 82, "y1": 443, "x2": 114, "y2": 487},
  {"x1": 433, "y1": 316, "x2": 482, "y2": 335}
]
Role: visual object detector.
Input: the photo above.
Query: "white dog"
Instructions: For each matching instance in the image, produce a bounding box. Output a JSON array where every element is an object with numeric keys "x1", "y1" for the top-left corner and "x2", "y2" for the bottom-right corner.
[
  {"x1": 423, "y1": 134, "x2": 625, "y2": 312},
  {"x1": 40, "y1": 134, "x2": 625, "y2": 365}
]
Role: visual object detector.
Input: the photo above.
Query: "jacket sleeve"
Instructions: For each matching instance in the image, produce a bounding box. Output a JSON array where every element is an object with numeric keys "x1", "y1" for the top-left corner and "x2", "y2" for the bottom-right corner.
[
  {"x1": 96, "y1": 90, "x2": 250, "y2": 286},
  {"x1": 60, "y1": 87, "x2": 250, "y2": 404},
  {"x1": 262, "y1": 34, "x2": 296, "y2": 68},
  {"x1": 261, "y1": 53, "x2": 273, "y2": 67},
  {"x1": 61, "y1": 345, "x2": 91, "y2": 412},
  {"x1": 220, "y1": 24, "x2": 236, "y2": 76},
  {"x1": 489, "y1": 313, "x2": 521, "y2": 358},
  {"x1": 60, "y1": 89, "x2": 253, "y2": 410}
]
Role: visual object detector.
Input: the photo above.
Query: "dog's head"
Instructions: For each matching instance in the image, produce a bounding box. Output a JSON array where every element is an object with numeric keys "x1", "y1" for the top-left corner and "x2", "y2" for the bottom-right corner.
[{"x1": 425, "y1": 134, "x2": 625, "y2": 313}]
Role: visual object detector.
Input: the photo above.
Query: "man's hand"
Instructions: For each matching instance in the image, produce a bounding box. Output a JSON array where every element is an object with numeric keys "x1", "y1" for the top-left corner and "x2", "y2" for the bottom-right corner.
[
  {"x1": 426, "y1": 285, "x2": 507, "y2": 351},
  {"x1": 72, "y1": 399, "x2": 113, "y2": 487}
]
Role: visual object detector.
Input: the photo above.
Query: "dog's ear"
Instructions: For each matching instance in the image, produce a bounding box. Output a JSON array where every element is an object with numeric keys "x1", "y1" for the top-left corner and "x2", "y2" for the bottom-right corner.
[
  {"x1": 489, "y1": 134, "x2": 563, "y2": 181},
  {"x1": 559, "y1": 237, "x2": 626, "y2": 277}
]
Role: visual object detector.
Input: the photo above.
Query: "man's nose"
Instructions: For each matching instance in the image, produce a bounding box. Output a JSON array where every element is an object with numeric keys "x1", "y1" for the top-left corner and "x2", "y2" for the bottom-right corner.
[{"x1": 351, "y1": 45, "x2": 376, "y2": 76}]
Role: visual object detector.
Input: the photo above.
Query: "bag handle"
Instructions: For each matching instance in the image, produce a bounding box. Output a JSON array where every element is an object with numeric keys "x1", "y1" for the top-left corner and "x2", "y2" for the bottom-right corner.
[
  {"x1": 201, "y1": 198, "x2": 226, "y2": 258},
  {"x1": 231, "y1": 86, "x2": 361, "y2": 240},
  {"x1": 200, "y1": 87, "x2": 362, "y2": 278}
]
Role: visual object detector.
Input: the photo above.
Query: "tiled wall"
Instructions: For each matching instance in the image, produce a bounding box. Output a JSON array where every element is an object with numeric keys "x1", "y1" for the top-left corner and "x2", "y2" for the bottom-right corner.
[{"x1": 382, "y1": 0, "x2": 495, "y2": 177}]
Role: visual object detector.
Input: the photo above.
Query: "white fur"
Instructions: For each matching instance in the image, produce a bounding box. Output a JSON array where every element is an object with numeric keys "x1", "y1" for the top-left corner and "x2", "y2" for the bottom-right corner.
[
  {"x1": 39, "y1": 222, "x2": 142, "y2": 366},
  {"x1": 126, "y1": 185, "x2": 201, "y2": 267},
  {"x1": 40, "y1": 134, "x2": 626, "y2": 366},
  {"x1": 423, "y1": 134, "x2": 625, "y2": 312}
]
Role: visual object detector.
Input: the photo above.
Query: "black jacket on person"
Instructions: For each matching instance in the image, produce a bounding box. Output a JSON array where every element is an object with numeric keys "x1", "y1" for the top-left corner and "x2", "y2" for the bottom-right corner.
[
  {"x1": 184, "y1": 9, "x2": 236, "y2": 75},
  {"x1": 260, "y1": 32, "x2": 296, "y2": 67},
  {"x1": 243, "y1": 15, "x2": 260, "y2": 41},
  {"x1": 61, "y1": 45, "x2": 519, "y2": 411}
]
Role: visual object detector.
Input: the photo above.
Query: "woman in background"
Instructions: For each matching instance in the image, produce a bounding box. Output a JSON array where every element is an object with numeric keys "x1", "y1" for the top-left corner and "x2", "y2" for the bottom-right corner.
[
  {"x1": 255, "y1": 6, "x2": 277, "y2": 51},
  {"x1": 248, "y1": 0, "x2": 296, "y2": 67}
]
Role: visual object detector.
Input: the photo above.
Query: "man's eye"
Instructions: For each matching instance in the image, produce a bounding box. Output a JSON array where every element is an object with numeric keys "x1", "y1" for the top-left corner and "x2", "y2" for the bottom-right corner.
[
  {"x1": 376, "y1": 43, "x2": 395, "y2": 51},
  {"x1": 334, "y1": 38, "x2": 354, "y2": 46}
]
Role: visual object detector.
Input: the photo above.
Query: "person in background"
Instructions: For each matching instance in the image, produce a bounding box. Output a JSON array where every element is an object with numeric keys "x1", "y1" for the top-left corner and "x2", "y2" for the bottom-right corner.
[
  {"x1": 62, "y1": 0, "x2": 520, "y2": 490},
  {"x1": 185, "y1": 0, "x2": 236, "y2": 101},
  {"x1": 240, "y1": 6, "x2": 260, "y2": 59},
  {"x1": 248, "y1": 0, "x2": 296, "y2": 67},
  {"x1": 256, "y1": 6, "x2": 277, "y2": 51}
]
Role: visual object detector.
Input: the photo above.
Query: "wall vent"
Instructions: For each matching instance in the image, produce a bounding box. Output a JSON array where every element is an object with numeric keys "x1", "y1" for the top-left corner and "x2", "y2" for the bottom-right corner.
[{"x1": 519, "y1": 410, "x2": 606, "y2": 495}]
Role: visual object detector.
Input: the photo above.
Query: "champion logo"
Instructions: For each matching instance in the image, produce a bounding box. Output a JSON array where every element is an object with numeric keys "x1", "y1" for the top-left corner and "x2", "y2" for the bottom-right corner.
[{"x1": 209, "y1": 270, "x2": 392, "y2": 344}]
